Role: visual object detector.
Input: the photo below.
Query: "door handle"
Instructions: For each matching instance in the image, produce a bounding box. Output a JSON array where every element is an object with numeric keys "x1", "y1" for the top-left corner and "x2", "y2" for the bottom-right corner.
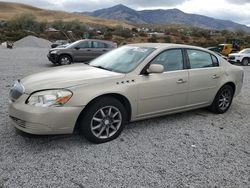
[
  {"x1": 176, "y1": 79, "x2": 187, "y2": 84},
  {"x1": 212, "y1": 74, "x2": 220, "y2": 79},
  {"x1": 87, "y1": 49, "x2": 91, "y2": 51}
]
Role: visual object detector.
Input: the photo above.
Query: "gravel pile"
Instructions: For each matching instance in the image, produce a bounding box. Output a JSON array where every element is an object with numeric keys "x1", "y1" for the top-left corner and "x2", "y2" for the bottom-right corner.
[
  {"x1": 14, "y1": 35, "x2": 52, "y2": 48},
  {"x1": 0, "y1": 48, "x2": 249, "y2": 187}
]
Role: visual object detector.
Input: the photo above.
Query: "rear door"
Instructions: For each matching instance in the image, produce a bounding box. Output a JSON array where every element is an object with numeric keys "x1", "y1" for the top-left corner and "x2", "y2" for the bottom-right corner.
[
  {"x1": 91, "y1": 41, "x2": 111, "y2": 58},
  {"x1": 186, "y1": 49, "x2": 223, "y2": 106}
]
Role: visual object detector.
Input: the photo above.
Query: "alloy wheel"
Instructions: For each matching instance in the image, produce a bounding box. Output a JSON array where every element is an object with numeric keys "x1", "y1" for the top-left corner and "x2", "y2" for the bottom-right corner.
[
  {"x1": 60, "y1": 57, "x2": 71, "y2": 65},
  {"x1": 242, "y1": 58, "x2": 249, "y2": 66},
  {"x1": 91, "y1": 106, "x2": 122, "y2": 139},
  {"x1": 218, "y1": 88, "x2": 232, "y2": 111}
]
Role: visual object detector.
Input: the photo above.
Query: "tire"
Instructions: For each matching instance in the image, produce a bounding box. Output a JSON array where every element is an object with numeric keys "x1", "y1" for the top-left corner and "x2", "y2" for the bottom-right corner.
[
  {"x1": 242, "y1": 58, "x2": 249, "y2": 66},
  {"x1": 209, "y1": 85, "x2": 234, "y2": 114},
  {"x1": 58, "y1": 55, "x2": 72, "y2": 65},
  {"x1": 79, "y1": 97, "x2": 127, "y2": 144}
]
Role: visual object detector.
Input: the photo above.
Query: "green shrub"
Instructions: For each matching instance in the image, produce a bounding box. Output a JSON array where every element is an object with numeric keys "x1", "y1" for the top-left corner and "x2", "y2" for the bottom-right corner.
[
  {"x1": 148, "y1": 37, "x2": 157, "y2": 42},
  {"x1": 164, "y1": 36, "x2": 171, "y2": 43}
]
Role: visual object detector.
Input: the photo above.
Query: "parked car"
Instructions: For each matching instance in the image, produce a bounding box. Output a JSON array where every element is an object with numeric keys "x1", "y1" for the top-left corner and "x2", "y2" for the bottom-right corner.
[
  {"x1": 56, "y1": 43, "x2": 70, "y2": 48},
  {"x1": 228, "y1": 48, "x2": 250, "y2": 66},
  {"x1": 207, "y1": 46, "x2": 220, "y2": 53},
  {"x1": 47, "y1": 39, "x2": 117, "y2": 65},
  {"x1": 217, "y1": 43, "x2": 244, "y2": 56},
  {"x1": 51, "y1": 40, "x2": 69, "y2": 48},
  {"x1": 207, "y1": 47, "x2": 227, "y2": 60},
  {"x1": 9, "y1": 44, "x2": 243, "y2": 143}
]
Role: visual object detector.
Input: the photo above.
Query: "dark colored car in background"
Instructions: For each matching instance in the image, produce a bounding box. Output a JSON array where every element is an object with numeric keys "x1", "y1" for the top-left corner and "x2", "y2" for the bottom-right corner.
[
  {"x1": 47, "y1": 39, "x2": 117, "y2": 65},
  {"x1": 51, "y1": 40, "x2": 69, "y2": 48}
]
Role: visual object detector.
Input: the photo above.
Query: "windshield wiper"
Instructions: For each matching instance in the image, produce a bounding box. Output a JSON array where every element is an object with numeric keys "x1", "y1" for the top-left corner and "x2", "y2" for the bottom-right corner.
[{"x1": 92, "y1": 65, "x2": 113, "y2": 71}]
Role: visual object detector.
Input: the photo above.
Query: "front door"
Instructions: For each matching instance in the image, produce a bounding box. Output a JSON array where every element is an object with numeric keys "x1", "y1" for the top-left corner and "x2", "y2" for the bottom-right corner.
[
  {"x1": 137, "y1": 49, "x2": 189, "y2": 117},
  {"x1": 73, "y1": 41, "x2": 93, "y2": 62}
]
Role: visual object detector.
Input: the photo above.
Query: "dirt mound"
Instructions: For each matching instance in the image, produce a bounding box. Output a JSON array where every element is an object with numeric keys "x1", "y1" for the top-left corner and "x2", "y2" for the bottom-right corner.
[{"x1": 14, "y1": 35, "x2": 51, "y2": 48}]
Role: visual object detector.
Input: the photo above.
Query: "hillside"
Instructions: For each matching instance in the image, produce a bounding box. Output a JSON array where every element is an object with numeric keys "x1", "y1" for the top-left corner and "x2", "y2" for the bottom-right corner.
[
  {"x1": 83, "y1": 4, "x2": 250, "y2": 32},
  {"x1": 84, "y1": 4, "x2": 146, "y2": 24},
  {"x1": 0, "y1": 2, "x2": 132, "y2": 28}
]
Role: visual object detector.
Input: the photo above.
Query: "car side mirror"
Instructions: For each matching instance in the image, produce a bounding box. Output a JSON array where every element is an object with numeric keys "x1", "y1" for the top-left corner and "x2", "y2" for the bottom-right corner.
[
  {"x1": 74, "y1": 46, "x2": 80, "y2": 50},
  {"x1": 147, "y1": 64, "x2": 164, "y2": 74}
]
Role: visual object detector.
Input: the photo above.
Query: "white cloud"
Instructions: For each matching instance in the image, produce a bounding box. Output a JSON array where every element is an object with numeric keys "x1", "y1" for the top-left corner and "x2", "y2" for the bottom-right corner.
[
  {"x1": 177, "y1": 0, "x2": 250, "y2": 25},
  {"x1": 226, "y1": 0, "x2": 250, "y2": 4}
]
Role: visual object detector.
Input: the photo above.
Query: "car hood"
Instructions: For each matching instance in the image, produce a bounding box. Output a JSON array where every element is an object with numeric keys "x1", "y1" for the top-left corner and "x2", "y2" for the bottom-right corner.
[
  {"x1": 49, "y1": 47, "x2": 65, "y2": 52},
  {"x1": 21, "y1": 64, "x2": 124, "y2": 93},
  {"x1": 229, "y1": 53, "x2": 241, "y2": 56}
]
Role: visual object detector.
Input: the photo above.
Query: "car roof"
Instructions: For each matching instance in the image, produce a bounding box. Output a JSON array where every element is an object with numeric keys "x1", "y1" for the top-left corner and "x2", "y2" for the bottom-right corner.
[
  {"x1": 126, "y1": 43, "x2": 209, "y2": 51},
  {"x1": 80, "y1": 39, "x2": 114, "y2": 44}
]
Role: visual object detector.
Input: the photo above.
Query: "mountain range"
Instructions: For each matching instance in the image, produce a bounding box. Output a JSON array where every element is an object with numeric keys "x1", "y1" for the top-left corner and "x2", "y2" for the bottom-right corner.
[
  {"x1": 0, "y1": 2, "x2": 132, "y2": 28},
  {"x1": 82, "y1": 4, "x2": 250, "y2": 32}
]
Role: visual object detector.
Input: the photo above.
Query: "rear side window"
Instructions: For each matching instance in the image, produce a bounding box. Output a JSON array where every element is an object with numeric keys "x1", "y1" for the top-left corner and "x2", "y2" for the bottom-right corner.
[
  {"x1": 151, "y1": 49, "x2": 183, "y2": 72},
  {"x1": 187, "y1": 49, "x2": 214, "y2": 69},
  {"x1": 211, "y1": 55, "x2": 219, "y2": 66},
  {"x1": 92, "y1": 42, "x2": 108, "y2": 48}
]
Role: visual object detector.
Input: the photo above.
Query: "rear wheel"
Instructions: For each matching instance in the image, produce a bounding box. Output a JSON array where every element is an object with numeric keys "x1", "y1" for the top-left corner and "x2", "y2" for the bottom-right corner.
[
  {"x1": 242, "y1": 58, "x2": 249, "y2": 66},
  {"x1": 79, "y1": 97, "x2": 127, "y2": 144},
  {"x1": 209, "y1": 85, "x2": 234, "y2": 114},
  {"x1": 58, "y1": 55, "x2": 72, "y2": 65}
]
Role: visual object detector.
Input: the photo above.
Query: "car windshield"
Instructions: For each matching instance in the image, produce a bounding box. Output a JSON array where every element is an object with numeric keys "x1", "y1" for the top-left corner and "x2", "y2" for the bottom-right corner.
[
  {"x1": 239, "y1": 49, "x2": 250, "y2": 54},
  {"x1": 65, "y1": 41, "x2": 81, "y2": 49},
  {"x1": 89, "y1": 46, "x2": 155, "y2": 73},
  {"x1": 218, "y1": 45, "x2": 224, "y2": 52}
]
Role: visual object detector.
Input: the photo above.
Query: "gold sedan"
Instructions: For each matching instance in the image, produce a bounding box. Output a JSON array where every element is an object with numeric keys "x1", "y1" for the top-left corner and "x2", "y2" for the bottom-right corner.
[{"x1": 9, "y1": 44, "x2": 244, "y2": 143}]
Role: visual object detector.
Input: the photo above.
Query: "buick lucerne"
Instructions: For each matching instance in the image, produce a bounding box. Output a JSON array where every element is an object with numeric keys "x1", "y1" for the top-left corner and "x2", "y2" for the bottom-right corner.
[{"x1": 9, "y1": 44, "x2": 244, "y2": 143}]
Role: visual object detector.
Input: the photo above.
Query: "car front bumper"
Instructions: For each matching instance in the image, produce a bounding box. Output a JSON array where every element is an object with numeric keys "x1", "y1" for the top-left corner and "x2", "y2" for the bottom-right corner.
[
  {"x1": 8, "y1": 102, "x2": 83, "y2": 135},
  {"x1": 228, "y1": 56, "x2": 242, "y2": 64},
  {"x1": 47, "y1": 53, "x2": 59, "y2": 64}
]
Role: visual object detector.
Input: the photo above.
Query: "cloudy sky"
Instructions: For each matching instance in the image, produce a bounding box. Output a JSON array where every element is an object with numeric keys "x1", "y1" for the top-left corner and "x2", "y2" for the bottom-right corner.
[{"x1": 1, "y1": 0, "x2": 250, "y2": 26}]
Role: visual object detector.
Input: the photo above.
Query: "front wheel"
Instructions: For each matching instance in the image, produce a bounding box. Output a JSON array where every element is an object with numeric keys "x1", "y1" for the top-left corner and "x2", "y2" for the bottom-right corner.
[
  {"x1": 79, "y1": 97, "x2": 127, "y2": 144},
  {"x1": 58, "y1": 55, "x2": 72, "y2": 65},
  {"x1": 209, "y1": 85, "x2": 234, "y2": 114},
  {"x1": 242, "y1": 58, "x2": 249, "y2": 66}
]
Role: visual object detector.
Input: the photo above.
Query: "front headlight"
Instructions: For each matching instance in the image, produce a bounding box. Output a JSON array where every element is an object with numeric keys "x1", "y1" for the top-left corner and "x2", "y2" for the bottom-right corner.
[
  {"x1": 50, "y1": 50, "x2": 58, "y2": 54},
  {"x1": 26, "y1": 89, "x2": 73, "y2": 107}
]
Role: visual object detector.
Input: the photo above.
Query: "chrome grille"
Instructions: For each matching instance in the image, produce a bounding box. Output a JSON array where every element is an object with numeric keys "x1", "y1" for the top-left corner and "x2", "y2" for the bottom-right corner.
[
  {"x1": 10, "y1": 116, "x2": 26, "y2": 128},
  {"x1": 9, "y1": 80, "x2": 25, "y2": 102}
]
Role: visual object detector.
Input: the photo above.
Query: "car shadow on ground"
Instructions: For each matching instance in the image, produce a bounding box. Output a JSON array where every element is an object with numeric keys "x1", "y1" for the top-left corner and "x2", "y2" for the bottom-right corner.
[
  {"x1": 15, "y1": 128, "x2": 92, "y2": 146},
  {"x1": 41, "y1": 63, "x2": 57, "y2": 68},
  {"x1": 13, "y1": 108, "x2": 213, "y2": 146}
]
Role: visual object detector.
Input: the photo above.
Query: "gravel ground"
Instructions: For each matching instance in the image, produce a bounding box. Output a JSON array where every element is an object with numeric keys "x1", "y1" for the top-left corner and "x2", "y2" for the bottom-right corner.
[{"x1": 0, "y1": 48, "x2": 250, "y2": 188}]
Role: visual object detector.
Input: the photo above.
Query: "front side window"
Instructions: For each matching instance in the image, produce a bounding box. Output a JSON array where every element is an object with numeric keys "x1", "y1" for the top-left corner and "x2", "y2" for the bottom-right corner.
[
  {"x1": 77, "y1": 41, "x2": 91, "y2": 48},
  {"x1": 151, "y1": 49, "x2": 183, "y2": 71},
  {"x1": 187, "y1": 49, "x2": 214, "y2": 69},
  {"x1": 66, "y1": 40, "x2": 91, "y2": 49}
]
